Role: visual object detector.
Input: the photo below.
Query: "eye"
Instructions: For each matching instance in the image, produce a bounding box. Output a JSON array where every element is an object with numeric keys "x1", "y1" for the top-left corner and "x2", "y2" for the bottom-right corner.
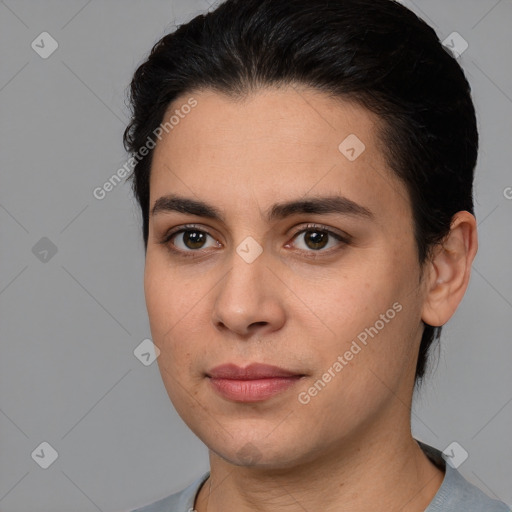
[
  {"x1": 158, "y1": 223, "x2": 350, "y2": 259},
  {"x1": 287, "y1": 223, "x2": 350, "y2": 255},
  {"x1": 159, "y1": 224, "x2": 220, "y2": 258}
]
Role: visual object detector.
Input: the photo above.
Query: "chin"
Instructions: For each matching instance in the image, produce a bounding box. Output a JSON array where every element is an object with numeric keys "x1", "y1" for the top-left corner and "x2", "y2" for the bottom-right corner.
[{"x1": 202, "y1": 431, "x2": 316, "y2": 470}]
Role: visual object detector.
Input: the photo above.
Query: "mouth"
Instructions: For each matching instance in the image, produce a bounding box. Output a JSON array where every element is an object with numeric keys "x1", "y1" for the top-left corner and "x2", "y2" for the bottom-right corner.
[{"x1": 206, "y1": 363, "x2": 306, "y2": 402}]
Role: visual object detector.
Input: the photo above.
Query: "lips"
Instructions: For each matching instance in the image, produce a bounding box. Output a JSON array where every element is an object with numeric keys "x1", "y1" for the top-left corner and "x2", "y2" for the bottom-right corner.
[
  {"x1": 206, "y1": 363, "x2": 305, "y2": 402},
  {"x1": 207, "y1": 363, "x2": 302, "y2": 379}
]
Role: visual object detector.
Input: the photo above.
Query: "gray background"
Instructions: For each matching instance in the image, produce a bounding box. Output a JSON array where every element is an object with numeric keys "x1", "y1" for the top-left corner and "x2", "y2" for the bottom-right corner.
[{"x1": 0, "y1": 0, "x2": 511, "y2": 510}]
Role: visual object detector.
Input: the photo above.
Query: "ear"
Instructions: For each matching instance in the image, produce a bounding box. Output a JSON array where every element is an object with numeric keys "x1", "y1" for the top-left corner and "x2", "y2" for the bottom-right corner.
[{"x1": 421, "y1": 211, "x2": 478, "y2": 327}]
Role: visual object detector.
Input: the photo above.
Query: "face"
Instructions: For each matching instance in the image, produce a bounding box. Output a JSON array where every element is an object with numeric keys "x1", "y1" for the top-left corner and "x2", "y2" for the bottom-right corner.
[{"x1": 144, "y1": 86, "x2": 429, "y2": 468}]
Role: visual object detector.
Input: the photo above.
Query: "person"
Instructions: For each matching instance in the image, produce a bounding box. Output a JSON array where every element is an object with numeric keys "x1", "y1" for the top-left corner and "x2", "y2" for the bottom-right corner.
[{"x1": 124, "y1": 0, "x2": 510, "y2": 510}]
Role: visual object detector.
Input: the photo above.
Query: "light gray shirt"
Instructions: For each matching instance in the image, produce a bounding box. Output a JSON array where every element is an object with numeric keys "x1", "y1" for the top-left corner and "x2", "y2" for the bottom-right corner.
[{"x1": 131, "y1": 440, "x2": 510, "y2": 511}]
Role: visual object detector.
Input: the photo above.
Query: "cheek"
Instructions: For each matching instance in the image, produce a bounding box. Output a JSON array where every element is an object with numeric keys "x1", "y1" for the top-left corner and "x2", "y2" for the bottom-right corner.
[
  {"x1": 144, "y1": 260, "x2": 209, "y2": 373},
  {"x1": 313, "y1": 268, "x2": 397, "y2": 336},
  {"x1": 302, "y1": 259, "x2": 415, "y2": 374},
  {"x1": 145, "y1": 258, "x2": 193, "y2": 337},
  {"x1": 298, "y1": 302, "x2": 414, "y2": 429}
]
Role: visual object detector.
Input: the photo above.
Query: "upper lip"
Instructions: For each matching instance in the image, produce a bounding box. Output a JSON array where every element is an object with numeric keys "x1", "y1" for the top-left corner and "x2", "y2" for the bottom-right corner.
[{"x1": 207, "y1": 363, "x2": 303, "y2": 380}]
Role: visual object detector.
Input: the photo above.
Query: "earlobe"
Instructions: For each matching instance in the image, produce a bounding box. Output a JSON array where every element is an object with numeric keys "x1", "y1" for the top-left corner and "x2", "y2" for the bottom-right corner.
[{"x1": 421, "y1": 211, "x2": 478, "y2": 327}]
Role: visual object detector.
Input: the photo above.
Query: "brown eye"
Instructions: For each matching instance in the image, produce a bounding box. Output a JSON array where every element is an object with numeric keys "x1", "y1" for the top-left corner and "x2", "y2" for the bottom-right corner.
[
  {"x1": 302, "y1": 229, "x2": 330, "y2": 250},
  {"x1": 179, "y1": 230, "x2": 208, "y2": 250},
  {"x1": 289, "y1": 224, "x2": 350, "y2": 255},
  {"x1": 159, "y1": 224, "x2": 220, "y2": 258}
]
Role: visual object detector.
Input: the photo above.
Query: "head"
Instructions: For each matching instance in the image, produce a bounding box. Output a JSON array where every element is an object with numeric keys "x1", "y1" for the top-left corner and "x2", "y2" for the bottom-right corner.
[{"x1": 124, "y1": 0, "x2": 478, "y2": 466}]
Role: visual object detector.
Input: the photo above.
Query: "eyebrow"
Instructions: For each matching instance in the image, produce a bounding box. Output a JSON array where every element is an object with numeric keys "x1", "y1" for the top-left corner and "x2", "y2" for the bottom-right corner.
[{"x1": 150, "y1": 193, "x2": 374, "y2": 222}]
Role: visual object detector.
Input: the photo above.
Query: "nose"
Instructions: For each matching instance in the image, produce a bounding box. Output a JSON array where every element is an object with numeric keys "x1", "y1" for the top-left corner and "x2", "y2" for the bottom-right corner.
[{"x1": 211, "y1": 245, "x2": 286, "y2": 339}]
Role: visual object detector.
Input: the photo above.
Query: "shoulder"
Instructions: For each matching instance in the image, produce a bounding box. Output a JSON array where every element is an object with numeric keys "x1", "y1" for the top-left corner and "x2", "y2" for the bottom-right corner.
[
  {"x1": 428, "y1": 464, "x2": 510, "y2": 511},
  {"x1": 417, "y1": 441, "x2": 510, "y2": 512},
  {"x1": 131, "y1": 472, "x2": 210, "y2": 512}
]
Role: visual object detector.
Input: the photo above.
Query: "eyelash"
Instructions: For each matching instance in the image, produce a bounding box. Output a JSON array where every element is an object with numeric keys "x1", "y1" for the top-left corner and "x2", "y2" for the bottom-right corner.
[{"x1": 158, "y1": 223, "x2": 351, "y2": 260}]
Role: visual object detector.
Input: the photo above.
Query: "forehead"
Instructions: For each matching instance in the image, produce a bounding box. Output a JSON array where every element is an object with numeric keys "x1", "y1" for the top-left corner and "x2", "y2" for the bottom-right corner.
[{"x1": 149, "y1": 86, "x2": 412, "y2": 225}]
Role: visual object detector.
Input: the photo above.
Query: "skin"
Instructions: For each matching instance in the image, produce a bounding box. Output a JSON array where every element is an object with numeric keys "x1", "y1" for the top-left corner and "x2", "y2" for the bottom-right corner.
[{"x1": 144, "y1": 85, "x2": 478, "y2": 511}]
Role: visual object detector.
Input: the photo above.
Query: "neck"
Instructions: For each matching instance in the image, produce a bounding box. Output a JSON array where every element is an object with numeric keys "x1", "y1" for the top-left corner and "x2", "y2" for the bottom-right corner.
[{"x1": 194, "y1": 424, "x2": 444, "y2": 512}]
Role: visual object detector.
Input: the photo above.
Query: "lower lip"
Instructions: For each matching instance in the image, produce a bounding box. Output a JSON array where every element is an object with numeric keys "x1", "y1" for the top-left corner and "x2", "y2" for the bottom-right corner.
[{"x1": 208, "y1": 376, "x2": 303, "y2": 402}]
